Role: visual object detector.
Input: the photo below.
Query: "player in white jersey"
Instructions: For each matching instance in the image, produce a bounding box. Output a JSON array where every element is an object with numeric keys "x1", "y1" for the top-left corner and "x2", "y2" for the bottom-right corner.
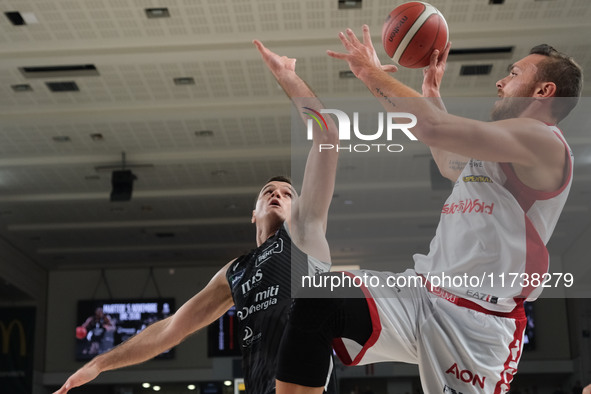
[{"x1": 275, "y1": 27, "x2": 582, "y2": 394}]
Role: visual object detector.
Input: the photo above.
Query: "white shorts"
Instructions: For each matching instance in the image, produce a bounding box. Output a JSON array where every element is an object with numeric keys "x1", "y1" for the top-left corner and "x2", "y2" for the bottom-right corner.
[{"x1": 332, "y1": 269, "x2": 527, "y2": 394}]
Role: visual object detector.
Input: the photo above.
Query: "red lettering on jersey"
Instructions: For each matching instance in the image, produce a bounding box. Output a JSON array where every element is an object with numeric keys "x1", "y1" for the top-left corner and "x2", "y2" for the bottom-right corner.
[{"x1": 446, "y1": 363, "x2": 486, "y2": 389}]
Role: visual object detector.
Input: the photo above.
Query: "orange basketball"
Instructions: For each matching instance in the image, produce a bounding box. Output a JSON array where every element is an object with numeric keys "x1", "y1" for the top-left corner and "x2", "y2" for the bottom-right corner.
[
  {"x1": 382, "y1": 1, "x2": 448, "y2": 68},
  {"x1": 76, "y1": 326, "x2": 87, "y2": 339}
]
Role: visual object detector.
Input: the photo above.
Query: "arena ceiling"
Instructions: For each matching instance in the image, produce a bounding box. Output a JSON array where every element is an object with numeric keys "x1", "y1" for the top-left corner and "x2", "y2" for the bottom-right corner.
[{"x1": 0, "y1": 0, "x2": 590, "y2": 300}]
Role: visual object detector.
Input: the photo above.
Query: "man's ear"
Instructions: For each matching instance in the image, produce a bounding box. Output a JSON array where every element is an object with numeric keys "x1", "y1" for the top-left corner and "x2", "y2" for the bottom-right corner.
[
  {"x1": 535, "y1": 81, "x2": 557, "y2": 98},
  {"x1": 251, "y1": 210, "x2": 256, "y2": 224}
]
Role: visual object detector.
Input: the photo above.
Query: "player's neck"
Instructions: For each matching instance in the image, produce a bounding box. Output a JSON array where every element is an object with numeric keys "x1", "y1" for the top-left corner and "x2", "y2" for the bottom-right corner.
[
  {"x1": 520, "y1": 101, "x2": 558, "y2": 125},
  {"x1": 255, "y1": 220, "x2": 284, "y2": 246}
]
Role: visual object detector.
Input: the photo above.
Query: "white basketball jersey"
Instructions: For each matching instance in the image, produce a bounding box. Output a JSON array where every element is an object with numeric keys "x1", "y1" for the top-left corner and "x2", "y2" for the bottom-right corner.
[{"x1": 414, "y1": 126, "x2": 573, "y2": 312}]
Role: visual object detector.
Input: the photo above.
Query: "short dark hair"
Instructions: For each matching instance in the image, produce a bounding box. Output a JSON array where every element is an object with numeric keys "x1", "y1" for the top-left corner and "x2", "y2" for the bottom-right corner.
[
  {"x1": 264, "y1": 175, "x2": 291, "y2": 185},
  {"x1": 253, "y1": 175, "x2": 292, "y2": 208},
  {"x1": 529, "y1": 44, "x2": 583, "y2": 121}
]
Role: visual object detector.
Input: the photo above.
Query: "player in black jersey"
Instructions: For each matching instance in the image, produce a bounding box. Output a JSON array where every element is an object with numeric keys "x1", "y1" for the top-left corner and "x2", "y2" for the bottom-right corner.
[{"x1": 54, "y1": 41, "x2": 340, "y2": 394}]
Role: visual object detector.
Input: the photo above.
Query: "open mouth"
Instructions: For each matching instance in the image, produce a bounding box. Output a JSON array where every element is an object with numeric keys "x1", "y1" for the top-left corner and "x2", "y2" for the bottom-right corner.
[{"x1": 269, "y1": 199, "x2": 281, "y2": 207}]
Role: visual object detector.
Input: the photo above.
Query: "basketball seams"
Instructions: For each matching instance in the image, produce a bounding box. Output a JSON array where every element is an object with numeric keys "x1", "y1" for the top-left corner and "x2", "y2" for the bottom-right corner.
[
  {"x1": 392, "y1": 5, "x2": 439, "y2": 66},
  {"x1": 404, "y1": 13, "x2": 444, "y2": 68},
  {"x1": 383, "y1": 2, "x2": 425, "y2": 57},
  {"x1": 382, "y1": 1, "x2": 449, "y2": 69}
]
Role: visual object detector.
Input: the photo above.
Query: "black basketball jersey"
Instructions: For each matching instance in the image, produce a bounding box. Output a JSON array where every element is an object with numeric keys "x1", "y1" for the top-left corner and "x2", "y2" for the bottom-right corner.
[{"x1": 226, "y1": 224, "x2": 334, "y2": 394}]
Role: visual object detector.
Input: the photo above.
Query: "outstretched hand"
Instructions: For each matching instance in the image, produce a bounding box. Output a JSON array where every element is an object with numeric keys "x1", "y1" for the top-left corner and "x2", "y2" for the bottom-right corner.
[
  {"x1": 53, "y1": 364, "x2": 100, "y2": 394},
  {"x1": 422, "y1": 41, "x2": 451, "y2": 97},
  {"x1": 327, "y1": 25, "x2": 397, "y2": 78},
  {"x1": 253, "y1": 39, "x2": 296, "y2": 80}
]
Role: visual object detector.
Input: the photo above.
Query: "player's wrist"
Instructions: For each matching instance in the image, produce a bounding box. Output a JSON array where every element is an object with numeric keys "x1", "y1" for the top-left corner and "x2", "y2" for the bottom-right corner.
[
  {"x1": 357, "y1": 64, "x2": 388, "y2": 87},
  {"x1": 422, "y1": 86, "x2": 441, "y2": 98},
  {"x1": 86, "y1": 353, "x2": 107, "y2": 373}
]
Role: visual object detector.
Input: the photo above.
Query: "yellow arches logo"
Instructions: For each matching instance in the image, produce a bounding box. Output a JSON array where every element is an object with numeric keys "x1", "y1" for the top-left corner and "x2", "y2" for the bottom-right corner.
[{"x1": 0, "y1": 319, "x2": 26, "y2": 356}]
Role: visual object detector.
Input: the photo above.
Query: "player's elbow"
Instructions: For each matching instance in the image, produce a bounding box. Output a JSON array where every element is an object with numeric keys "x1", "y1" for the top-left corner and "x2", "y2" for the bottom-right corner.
[
  {"x1": 415, "y1": 110, "x2": 450, "y2": 147},
  {"x1": 159, "y1": 315, "x2": 186, "y2": 347},
  {"x1": 413, "y1": 114, "x2": 440, "y2": 146},
  {"x1": 319, "y1": 125, "x2": 339, "y2": 145}
]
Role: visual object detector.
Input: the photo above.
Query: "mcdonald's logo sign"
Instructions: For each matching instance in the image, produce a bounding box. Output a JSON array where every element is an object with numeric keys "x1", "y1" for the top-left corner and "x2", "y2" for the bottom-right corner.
[{"x1": 0, "y1": 319, "x2": 27, "y2": 357}]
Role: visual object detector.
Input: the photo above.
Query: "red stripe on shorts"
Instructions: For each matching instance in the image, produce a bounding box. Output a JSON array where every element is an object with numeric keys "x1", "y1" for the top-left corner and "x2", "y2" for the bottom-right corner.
[
  {"x1": 332, "y1": 271, "x2": 382, "y2": 366},
  {"x1": 494, "y1": 315, "x2": 527, "y2": 393}
]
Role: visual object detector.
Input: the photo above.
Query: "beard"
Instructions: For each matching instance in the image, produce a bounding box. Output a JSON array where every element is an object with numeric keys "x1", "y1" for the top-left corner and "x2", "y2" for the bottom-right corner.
[{"x1": 490, "y1": 85, "x2": 537, "y2": 121}]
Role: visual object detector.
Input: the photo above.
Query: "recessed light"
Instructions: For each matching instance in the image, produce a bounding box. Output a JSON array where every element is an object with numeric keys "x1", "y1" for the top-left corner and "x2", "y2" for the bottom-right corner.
[
  {"x1": 339, "y1": 70, "x2": 356, "y2": 79},
  {"x1": 4, "y1": 11, "x2": 38, "y2": 25},
  {"x1": 11, "y1": 84, "x2": 32, "y2": 92},
  {"x1": 195, "y1": 130, "x2": 213, "y2": 137},
  {"x1": 52, "y1": 136, "x2": 71, "y2": 142},
  {"x1": 145, "y1": 8, "x2": 170, "y2": 18},
  {"x1": 187, "y1": 384, "x2": 196, "y2": 391},
  {"x1": 173, "y1": 77, "x2": 195, "y2": 85},
  {"x1": 21, "y1": 12, "x2": 38, "y2": 24},
  {"x1": 142, "y1": 383, "x2": 151, "y2": 389},
  {"x1": 338, "y1": 0, "x2": 362, "y2": 10}
]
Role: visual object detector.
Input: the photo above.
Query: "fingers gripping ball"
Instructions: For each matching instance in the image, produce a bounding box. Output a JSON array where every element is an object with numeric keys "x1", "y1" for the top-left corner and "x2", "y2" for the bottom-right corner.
[
  {"x1": 75, "y1": 326, "x2": 87, "y2": 340},
  {"x1": 382, "y1": 1, "x2": 449, "y2": 68}
]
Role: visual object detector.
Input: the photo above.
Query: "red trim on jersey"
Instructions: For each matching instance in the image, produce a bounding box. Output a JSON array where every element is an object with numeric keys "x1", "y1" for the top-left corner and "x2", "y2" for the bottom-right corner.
[
  {"x1": 332, "y1": 272, "x2": 382, "y2": 366},
  {"x1": 421, "y1": 275, "x2": 526, "y2": 319},
  {"x1": 520, "y1": 215, "x2": 549, "y2": 298},
  {"x1": 494, "y1": 315, "x2": 527, "y2": 393},
  {"x1": 499, "y1": 128, "x2": 572, "y2": 211},
  {"x1": 499, "y1": 127, "x2": 568, "y2": 299}
]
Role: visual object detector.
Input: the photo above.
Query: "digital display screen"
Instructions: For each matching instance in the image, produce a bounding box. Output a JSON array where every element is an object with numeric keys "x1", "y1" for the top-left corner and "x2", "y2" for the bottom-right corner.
[
  {"x1": 207, "y1": 306, "x2": 241, "y2": 357},
  {"x1": 75, "y1": 298, "x2": 175, "y2": 361}
]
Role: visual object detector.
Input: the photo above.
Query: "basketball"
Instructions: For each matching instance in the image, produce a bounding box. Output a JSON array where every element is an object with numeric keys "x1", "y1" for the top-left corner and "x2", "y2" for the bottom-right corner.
[
  {"x1": 76, "y1": 326, "x2": 87, "y2": 340},
  {"x1": 382, "y1": 1, "x2": 449, "y2": 68}
]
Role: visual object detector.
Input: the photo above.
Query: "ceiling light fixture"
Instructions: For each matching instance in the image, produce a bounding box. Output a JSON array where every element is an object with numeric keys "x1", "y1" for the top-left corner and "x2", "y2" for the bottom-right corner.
[
  {"x1": 173, "y1": 77, "x2": 195, "y2": 85},
  {"x1": 11, "y1": 84, "x2": 32, "y2": 92},
  {"x1": 338, "y1": 0, "x2": 362, "y2": 10},
  {"x1": 145, "y1": 8, "x2": 170, "y2": 18},
  {"x1": 195, "y1": 130, "x2": 214, "y2": 137}
]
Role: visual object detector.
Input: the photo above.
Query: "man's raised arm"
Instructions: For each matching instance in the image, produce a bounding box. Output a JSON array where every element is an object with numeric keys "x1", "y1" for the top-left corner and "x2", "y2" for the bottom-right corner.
[
  {"x1": 53, "y1": 263, "x2": 234, "y2": 394},
  {"x1": 254, "y1": 40, "x2": 339, "y2": 261},
  {"x1": 421, "y1": 43, "x2": 469, "y2": 182}
]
